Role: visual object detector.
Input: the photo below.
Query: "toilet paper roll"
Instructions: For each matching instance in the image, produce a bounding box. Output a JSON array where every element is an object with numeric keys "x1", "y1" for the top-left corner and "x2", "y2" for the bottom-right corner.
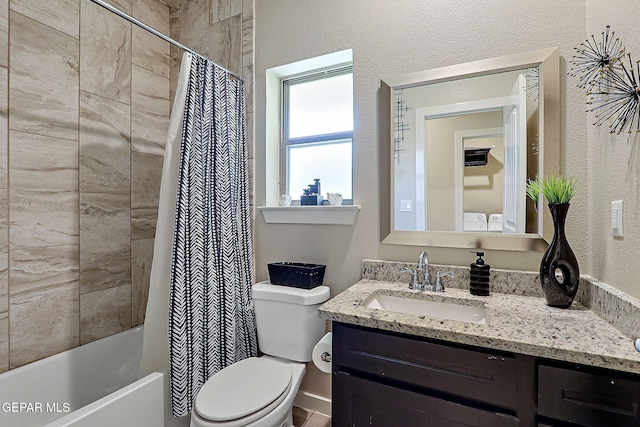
[{"x1": 312, "y1": 332, "x2": 332, "y2": 373}]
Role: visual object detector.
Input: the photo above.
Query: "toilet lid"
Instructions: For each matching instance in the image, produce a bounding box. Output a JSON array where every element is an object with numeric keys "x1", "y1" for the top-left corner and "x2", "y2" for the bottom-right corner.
[{"x1": 195, "y1": 357, "x2": 292, "y2": 422}]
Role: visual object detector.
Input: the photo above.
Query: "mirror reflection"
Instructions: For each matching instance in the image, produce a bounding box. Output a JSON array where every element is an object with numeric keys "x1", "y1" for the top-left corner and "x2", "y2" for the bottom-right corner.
[
  {"x1": 393, "y1": 68, "x2": 540, "y2": 234},
  {"x1": 383, "y1": 47, "x2": 559, "y2": 251}
]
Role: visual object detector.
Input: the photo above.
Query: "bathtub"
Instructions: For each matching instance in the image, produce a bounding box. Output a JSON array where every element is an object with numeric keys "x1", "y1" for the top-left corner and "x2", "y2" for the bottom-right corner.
[{"x1": 0, "y1": 326, "x2": 163, "y2": 427}]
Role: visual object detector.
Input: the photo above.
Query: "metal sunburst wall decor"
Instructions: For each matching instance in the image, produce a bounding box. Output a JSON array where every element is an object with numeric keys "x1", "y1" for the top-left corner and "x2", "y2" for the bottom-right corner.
[
  {"x1": 569, "y1": 25, "x2": 625, "y2": 90},
  {"x1": 524, "y1": 67, "x2": 539, "y2": 102},
  {"x1": 570, "y1": 26, "x2": 640, "y2": 135},
  {"x1": 588, "y1": 54, "x2": 640, "y2": 135}
]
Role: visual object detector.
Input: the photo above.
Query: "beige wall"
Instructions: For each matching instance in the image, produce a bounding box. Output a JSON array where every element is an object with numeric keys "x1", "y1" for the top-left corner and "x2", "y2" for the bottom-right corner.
[
  {"x1": 425, "y1": 112, "x2": 504, "y2": 230},
  {"x1": 0, "y1": 0, "x2": 170, "y2": 372},
  {"x1": 586, "y1": 0, "x2": 640, "y2": 297},
  {"x1": 255, "y1": 0, "x2": 588, "y2": 398}
]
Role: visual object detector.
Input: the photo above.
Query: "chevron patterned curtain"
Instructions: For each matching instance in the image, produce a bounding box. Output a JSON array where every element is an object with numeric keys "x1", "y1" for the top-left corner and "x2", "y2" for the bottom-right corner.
[{"x1": 168, "y1": 55, "x2": 257, "y2": 417}]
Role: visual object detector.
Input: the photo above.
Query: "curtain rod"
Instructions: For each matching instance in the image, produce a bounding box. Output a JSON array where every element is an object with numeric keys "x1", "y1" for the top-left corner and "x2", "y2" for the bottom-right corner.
[{"x1": 88, "y1": 0, "x2": 244, "y2": 82}]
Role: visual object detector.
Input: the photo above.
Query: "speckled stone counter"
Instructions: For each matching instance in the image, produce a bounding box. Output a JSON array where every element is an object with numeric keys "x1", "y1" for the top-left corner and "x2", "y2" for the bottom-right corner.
[{"x1": 319, "y1": 261, "x2": 640, "y2": 375}]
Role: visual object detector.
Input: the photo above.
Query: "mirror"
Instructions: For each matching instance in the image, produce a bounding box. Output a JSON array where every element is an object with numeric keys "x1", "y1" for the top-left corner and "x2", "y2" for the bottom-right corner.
[{"x1": 382, "y1": 47, "x2": 559, "y2": 252}]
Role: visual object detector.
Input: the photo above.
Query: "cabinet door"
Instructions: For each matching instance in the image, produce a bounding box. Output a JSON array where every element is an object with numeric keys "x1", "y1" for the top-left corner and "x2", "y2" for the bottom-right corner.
[
  {"x1": 333, "y1": 322, "x2": 519, "y2": 410},
  {"x1": 539, "y1": 365, "x2": 640, "y2": 427},
  {"x1": 333, "y1": 372, "x2": 519, "y2": 427}
]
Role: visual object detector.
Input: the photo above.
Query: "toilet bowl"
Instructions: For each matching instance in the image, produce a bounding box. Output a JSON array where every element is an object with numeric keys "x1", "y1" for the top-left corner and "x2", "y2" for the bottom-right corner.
[
  {"x1": 190, "y1": 282, "x2": 330, "y2": 427},
  {"x1": 190, "y1": 357, "x2": 305, "y2": 427}
]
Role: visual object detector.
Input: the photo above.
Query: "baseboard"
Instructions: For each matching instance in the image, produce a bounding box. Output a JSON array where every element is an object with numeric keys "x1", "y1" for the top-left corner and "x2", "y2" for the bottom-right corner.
[{"x1": 293, "y1": 390, "x2": 331, "y2": 417}]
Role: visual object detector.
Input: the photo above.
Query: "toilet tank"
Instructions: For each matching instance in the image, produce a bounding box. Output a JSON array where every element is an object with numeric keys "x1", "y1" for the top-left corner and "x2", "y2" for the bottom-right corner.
[{"x1": 253, "y1": 281, "x2": 330, "y2": 362}]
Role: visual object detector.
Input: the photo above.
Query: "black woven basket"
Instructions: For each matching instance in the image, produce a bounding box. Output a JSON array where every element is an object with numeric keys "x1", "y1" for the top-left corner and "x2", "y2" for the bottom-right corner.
[{"x1": 267, "y1": 262, "x2": 326, "y2": 289}]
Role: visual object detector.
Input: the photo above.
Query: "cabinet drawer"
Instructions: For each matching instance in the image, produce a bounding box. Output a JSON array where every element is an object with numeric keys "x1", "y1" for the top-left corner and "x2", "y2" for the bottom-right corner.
[
  {"x1": 333, "y1": 323, "x2": 518, "y2": 410},
  {"x1": 538, "y1": 365, "x2": 640, "y2": 427},
  {"x1": 333, "y1": 372, "x2": 519, "y2": 427}
]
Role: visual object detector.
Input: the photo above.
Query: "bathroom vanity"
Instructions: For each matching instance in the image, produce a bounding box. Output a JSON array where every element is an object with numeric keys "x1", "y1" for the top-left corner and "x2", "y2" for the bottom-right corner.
[{"x1": 320, "y1": 264, "x2": 640, "y2": 427}]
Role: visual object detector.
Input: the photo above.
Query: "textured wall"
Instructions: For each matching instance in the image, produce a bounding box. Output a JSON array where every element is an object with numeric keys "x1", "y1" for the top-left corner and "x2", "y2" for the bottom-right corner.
[
  {"x1": 585, "y1": 0, "x2": 640, "y2": 299},
  {"x1": 0, "y1": 0, "x2": 170, "y2": 372},
  {"x1": 255, "y1": 0, "x2": 588, "y2": 399}
]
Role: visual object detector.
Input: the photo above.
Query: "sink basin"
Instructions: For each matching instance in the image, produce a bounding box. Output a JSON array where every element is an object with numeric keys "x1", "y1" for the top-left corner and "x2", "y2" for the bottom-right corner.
[{"x1": 365, "y1": 293, "x2": 487, "y2": 324}]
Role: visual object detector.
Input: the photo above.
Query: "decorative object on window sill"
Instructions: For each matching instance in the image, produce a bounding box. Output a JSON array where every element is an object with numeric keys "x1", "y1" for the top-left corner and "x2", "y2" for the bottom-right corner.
[
  {"x1": 569, "y1": 25, "x2": 640, "y2": 135},
  {"x1": 527, "y1": 175, "x2": 579, "y2": 308},
  {"x1": 327, "y1": 192, "x2": 343, "y2": 206},
  {"x1": 464, "y1": 146, "x2": 494, "y2": 167},
  {"x1": 279, "y1": 194, "x2": 292, "y2": 206},
  {"x1": 301, "y1": 178, "x2": 323, "y2": 205}
]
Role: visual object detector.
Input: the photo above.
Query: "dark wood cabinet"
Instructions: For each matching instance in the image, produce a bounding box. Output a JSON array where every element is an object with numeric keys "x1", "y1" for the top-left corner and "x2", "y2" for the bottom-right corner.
[
  {"x1": 538, "y1": 364, "x2": 640, "y2": 427},
  {"x1": 334, "y1": 371, "x2": 519, "y2": 427},
  {"x1": 332, "y1": 322, "x2": 640, "y2": 427}
]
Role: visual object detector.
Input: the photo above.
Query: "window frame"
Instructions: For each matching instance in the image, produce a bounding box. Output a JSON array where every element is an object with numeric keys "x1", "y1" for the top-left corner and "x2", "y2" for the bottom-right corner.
[{"x1": 280, "y1": 64, "x2": 354, "y2": 204}]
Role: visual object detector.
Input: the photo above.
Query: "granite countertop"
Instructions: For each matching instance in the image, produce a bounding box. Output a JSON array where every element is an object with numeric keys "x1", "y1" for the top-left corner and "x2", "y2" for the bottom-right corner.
[{"x1": 319, "y1": 279, "x2": 640, "y2": 375}]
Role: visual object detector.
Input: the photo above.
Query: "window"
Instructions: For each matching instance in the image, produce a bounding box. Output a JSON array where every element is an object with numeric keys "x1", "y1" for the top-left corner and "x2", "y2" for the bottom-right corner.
[{"x1": 282, "y1": 66, "x2": 353, "y2": 203}]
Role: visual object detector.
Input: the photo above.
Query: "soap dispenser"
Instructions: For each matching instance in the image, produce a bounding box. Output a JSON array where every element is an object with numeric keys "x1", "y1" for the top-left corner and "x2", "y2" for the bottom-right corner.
[{"x1": 469, "y1": 251, "x2": 490, "y2": 296}]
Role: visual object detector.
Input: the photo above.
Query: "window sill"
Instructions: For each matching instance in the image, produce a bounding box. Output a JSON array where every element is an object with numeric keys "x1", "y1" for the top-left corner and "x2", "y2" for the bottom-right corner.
[{"x1": 258, "y1": 205, "x2": 361, "y2": 225}]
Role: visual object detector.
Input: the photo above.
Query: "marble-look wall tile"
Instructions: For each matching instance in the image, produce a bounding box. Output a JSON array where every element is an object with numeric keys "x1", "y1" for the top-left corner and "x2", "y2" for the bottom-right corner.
[
  {"x1": 132, "y1": 0, "x2": 170, "y2": 78},
  {"x1": 209, "y1": 15, "x2": 242, "y2": 75},
  {"x1": 242, "y1": 0, "x2": 253, "y2": 22},
  {"x1": 169, "y1": 7, "x2": 180, "y2": 104},
  {"x1": 132, "y1": 238, "x2": 153, "y2": 326},
  {"x1": 80, "y1": 193, "x2": 131, "y2": 294},
  {"x1": 80, "y1": 0, "x2": 132, "y2": 104},
  {"x1": 10, "y1": 0, "x2": 79, "y2": 38},
  {"x1": 0, "y1": 189, "x2": 7, "y2": 313},
  {"x1": 131, "y1": 65, "x2": 169, "y2": 155},
  {"x1": 0, "y1": 312, "x2": 7, "y2": 373},
  {"x1": 9, "y1": 11, "x2": 79, "y2": 141},
  {"x1": 131, "y1": 153, "x2": 162, "y2": 239},
  {"x1": 0, "y1": 0, "x2": 7, "y2": 67},
  {"x1": 104, "y1": 0, "x2": 132, "y2": 13},
  {"x1": 211, "y1": 0, "x2": 241, "y2": 25},
  {"x1": 9, "y1": 245, "x2": 79, "y2": 367},
  {"x1": 80, "y1": 284, "x2": 131, "y2": 344},
  {"x1": 79, "y1": 91, "x2": 131, "y2": 194},
  {"x1": 177, "y1": 0, "x2": 208, "y2": 55},
  {"x1": 0, "y1": 66, "x2": 6, "y2": 188},
  {"x1": 10, "y1": 191, "x2": 78, "y2": 248},
  {"x1": 9, "y1": 130, "x2": 78, "y2": 191},
  {"x1": 241, "y1": 16, "x2": 253, "y2": 68}
]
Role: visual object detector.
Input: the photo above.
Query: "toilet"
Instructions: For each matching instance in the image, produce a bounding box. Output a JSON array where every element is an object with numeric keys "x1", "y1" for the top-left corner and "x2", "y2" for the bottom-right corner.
[{"x1": 190, "y1": 281, "x2": 330, "y2": 427}]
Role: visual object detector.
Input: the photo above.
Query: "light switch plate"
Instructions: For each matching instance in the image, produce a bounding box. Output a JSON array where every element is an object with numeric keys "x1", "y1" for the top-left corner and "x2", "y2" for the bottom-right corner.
[
  {"x1": 400, "y1": 200, "x2": 413, "y2": 212},
  {"x1": 611, "y1": 200, "x2": 623, "y2": 237}
]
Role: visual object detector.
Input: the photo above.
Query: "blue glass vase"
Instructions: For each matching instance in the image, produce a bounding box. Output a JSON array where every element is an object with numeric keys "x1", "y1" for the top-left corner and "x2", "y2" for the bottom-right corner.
[{"x1": 540, "y1": 203, "x2": 580, "y2": 308}]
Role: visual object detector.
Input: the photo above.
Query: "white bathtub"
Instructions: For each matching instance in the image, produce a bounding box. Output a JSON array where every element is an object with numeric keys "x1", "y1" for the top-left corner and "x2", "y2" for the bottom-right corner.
[{"x1": 0, "y1": 326, "x2": 163, "y2": 427}]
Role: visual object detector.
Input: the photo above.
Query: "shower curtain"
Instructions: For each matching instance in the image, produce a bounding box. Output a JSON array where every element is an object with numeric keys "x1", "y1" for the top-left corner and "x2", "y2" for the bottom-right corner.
[{"x1": 140, "y1": 52, "x2": 257, "y2": 418}]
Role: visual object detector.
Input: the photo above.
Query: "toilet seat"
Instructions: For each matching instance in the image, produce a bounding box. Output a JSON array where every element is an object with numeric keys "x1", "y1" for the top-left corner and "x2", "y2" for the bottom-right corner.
[{"x1": 194, "y1": 357, "x2": 292, "y2": 426}]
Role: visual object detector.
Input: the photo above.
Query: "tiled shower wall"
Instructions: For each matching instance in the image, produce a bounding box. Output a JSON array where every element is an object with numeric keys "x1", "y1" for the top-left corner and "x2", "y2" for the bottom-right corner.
[
  {"x1": 169, "y1": 0, "x2": 254, "y2": 207},
  {"x1": 0, "y1": 0, "x2": 170, "y2": 371}
]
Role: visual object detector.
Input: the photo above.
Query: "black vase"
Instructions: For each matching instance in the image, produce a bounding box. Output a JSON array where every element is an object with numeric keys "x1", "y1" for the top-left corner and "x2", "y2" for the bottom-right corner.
[{"x1": 540, "y1": 203, "x2": 580, "y2": 308}]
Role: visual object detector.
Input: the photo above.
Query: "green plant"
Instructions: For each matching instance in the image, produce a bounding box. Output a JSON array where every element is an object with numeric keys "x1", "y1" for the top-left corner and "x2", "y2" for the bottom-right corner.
[
  {"x1": 527, "y1": 174, "x2": 576, "y2": 205},
  {"x1": 526, "y1": 177, "x2": 540, "y2": 205}
]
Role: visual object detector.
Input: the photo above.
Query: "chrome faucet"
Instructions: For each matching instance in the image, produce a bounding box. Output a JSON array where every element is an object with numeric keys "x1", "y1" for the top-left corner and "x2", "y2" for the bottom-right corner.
[
  {"x1": 400, "y1": 251, "x2": 454, "y2": 292},
  {"x1": 417, "y1": 251, "x2": 430, "y2": 287}
]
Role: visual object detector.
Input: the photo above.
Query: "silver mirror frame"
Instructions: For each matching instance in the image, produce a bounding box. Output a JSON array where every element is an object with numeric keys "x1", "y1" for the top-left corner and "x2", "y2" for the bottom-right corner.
[{"x1": 381, "y1": 47, "x2": 559, "y2": 252}]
